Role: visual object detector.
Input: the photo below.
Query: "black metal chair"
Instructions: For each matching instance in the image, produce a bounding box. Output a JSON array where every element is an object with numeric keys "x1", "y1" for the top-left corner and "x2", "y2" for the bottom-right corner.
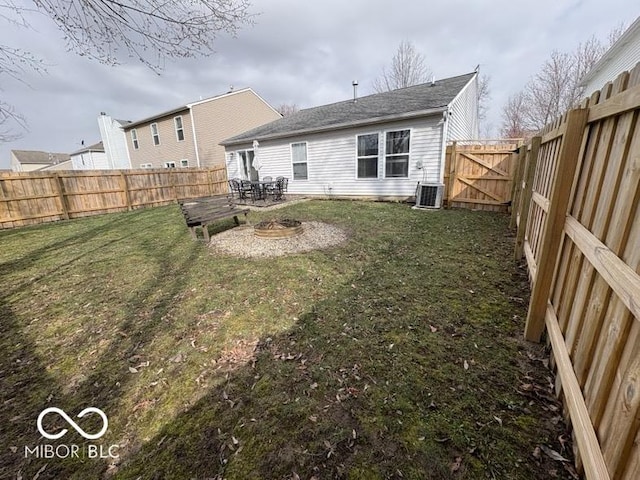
[{"x1": 238, "y1": 179, "x2": 253, "y2": 201}]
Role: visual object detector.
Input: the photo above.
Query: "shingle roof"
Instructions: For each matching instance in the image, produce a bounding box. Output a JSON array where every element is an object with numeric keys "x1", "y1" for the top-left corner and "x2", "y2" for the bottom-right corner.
[
  {"x1": 11, "y1": 150, "x2": 70, "y2": 165},
  {"x1": 221, "y1": 72, "x2": 476, "y2": 146},
  {"x1": 70, "y1": 141, "x2": 104, "y2": 156}
]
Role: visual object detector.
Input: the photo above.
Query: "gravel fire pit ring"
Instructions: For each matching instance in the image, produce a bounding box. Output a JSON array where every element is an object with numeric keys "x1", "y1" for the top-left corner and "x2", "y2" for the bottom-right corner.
[{"x1": 209, "y1": 221, "x2": 347, "y2": 258}]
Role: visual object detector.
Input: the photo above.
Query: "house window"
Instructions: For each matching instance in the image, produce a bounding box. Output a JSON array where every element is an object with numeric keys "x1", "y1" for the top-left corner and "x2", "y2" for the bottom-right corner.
[
  {"x1": 385, "y1": 129, "x2": 410, "y2": 178},
  {"x1": 357, "y1": 133, "x2": 379, "y2": 178},
  {"x1": 140, "y1": 163, "x2": 152, "y2": 169},
  {"x1": 151, "y1": 123, "x2": 160, "y2": 146},
  {"x1": 180, "y1": 159, "x2": 189, "y2": 168},
  {"x1": 291, "y1": 142, "x2": 308, "y2": 180},
  {"x1": 174, "y1": 116, "x2": 185, "y2": 142},
  {"x1": 131, "y1": 129, "x2": 139, "y2": 150},
  {"x1": 164, "y1": 161, "x2": 176, "y2": 168},
  {"x1": 237, "y1": 150, "x2": 258, "y2": 181}
]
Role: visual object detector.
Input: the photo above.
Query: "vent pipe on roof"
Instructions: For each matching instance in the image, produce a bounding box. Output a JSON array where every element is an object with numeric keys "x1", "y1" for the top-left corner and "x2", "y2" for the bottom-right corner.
[
  {"x1": 352, "y1": 80, "x2": 358, "y2": 102},
  {"x1": 430, "y1": 76, "x2": 436, "y2": 86}
]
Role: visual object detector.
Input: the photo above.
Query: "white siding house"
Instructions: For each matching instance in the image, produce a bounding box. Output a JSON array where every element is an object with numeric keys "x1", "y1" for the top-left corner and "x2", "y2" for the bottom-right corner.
[
  {"x1": 70, "y1": 142, "x2": 108, "y2": 170},
  {"x1": 97, "y1": 113, "x2": 132, "y2": 169},
  {"x1": 222, "y1": 72, "x2": 479, "y2": 202},
  {"x1": 580, "y1": 16, "x2": 640, "y2": 96}
]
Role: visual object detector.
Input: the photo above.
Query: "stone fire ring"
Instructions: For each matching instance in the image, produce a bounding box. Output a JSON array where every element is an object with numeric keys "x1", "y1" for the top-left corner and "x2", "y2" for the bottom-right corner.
[{"x1": 254, "y1": 219, "x2": 303, "y2": 239}]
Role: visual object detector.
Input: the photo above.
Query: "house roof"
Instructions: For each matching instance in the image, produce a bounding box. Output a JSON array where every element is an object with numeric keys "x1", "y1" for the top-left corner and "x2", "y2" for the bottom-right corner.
[
  {"x1": 70, "y1": 141, "x2": 104, "y2": 156},
  {"x1": 221, "y1": 72, "x2": 476, "y2": 146},
  {"x1": 579, "y1": 16, "x2": 640, "y2": 88},
  {"x1": 11, "y1": 150, "x2": 70, "y2": 165},
  {"x1": 123, "y1": 87, "x2": 268, "y2": 129}
]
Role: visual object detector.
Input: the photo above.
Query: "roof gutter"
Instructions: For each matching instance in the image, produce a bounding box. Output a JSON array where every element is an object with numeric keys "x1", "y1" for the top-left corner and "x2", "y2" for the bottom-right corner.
[{"x1": 221, "y1": 106, "x2": 447, "y2": 146}]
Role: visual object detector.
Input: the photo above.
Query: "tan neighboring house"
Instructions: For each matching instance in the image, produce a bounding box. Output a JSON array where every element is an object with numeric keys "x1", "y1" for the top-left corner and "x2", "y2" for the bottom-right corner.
[
  {"x1": 10, "y1": 150, "x2": 72, "y2": 172},
  {"x1": 122, "y1": 88, "x2": 281, "y2": 169}
]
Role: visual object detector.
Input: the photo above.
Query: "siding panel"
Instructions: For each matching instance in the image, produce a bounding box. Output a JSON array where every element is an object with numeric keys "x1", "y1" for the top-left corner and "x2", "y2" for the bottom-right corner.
[
  {"x1": 226, "y1": 117, "x2": 444, "y2": 199},
  {"x1": 447, "y1": 74, "x2": 479, "y2": 141}
]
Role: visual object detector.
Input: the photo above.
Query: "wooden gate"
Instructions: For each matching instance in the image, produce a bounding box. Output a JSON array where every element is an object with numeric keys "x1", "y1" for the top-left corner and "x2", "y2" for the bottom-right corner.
[{"x1": 444, "y1": 142, "x2": 520, "y2": 212}]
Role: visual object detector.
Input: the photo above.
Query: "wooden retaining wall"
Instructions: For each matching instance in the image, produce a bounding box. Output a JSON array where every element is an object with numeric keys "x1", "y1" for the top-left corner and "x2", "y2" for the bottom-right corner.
[
  {"x1": 511, "y1": 63, "x2": 640, "y2": 480},
  {"x1": 0, "y1": 167, "x2": 228, "y2": 229}
]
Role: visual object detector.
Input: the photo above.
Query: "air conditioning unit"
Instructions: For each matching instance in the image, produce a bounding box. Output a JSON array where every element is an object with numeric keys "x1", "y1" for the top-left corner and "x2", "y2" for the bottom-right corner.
[{"x1": 414, "y1": 183, "x2": 443, "y2": 209}]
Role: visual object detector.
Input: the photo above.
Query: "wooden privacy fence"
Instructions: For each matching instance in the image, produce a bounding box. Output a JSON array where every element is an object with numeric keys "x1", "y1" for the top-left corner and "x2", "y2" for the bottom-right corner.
[
  {"x1": 511, "y1": 63, "x2": 640, "y2": 480},
  {"x1": 444, "y1": 141, "x2": 520, "y2": 212},
  {"x1": 0, "y1": 166, "x2": 228, "y2": 229}
]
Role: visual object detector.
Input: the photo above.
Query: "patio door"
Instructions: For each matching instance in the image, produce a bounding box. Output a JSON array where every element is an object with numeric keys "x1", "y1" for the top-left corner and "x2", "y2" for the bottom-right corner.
[{"x1": 238, "y1": 150, "x2": 258, "y2": 181}]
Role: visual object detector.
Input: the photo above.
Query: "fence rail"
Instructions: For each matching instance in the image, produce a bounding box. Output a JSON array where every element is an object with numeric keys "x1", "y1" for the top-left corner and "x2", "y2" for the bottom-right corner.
[
  {"x1": 511, "y1": 62, "x2": 640, "y2": 480},
  {"x1": 0, "y1": 167, "x2": 228, "y2": 229}
]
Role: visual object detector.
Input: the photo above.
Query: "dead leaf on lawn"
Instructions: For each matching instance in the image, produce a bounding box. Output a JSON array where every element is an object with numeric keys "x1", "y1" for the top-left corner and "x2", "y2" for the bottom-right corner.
[
  {"x1": 540, "y1": 445, "x2": 569, "y2": 462},
  {"x1": 429, "y1": 325, "x2": 438, "y2": 333},
  {"x1": 493, "y1": 415, "x2": 502, "y2": 426},
  {"x1": 450, "y1": 456, "x2": 463, "y2": 473},
  {"x1": 128, "y1": 367, "x2": 138, "y2": 374},
  {"x1": 463, "y1": 360, "x2": 469, "y2": 370},
  {"x1": 533, "y1": 446, "x2": 541, "y2": 459}
]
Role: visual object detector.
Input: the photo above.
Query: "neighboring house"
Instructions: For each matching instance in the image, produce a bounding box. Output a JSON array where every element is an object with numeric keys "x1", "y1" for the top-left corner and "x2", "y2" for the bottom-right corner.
[
  {"x1": 221, "y1": 72, "x2": 479, "y2": 202},
  {"x1": 70, "y1": 142, "x2": 108, "y2": 170},
  {"x1": 10, "y1": 150, "x2": 71, "y2": 172},
  {"x1": 122, "y1": 88, "x2": 281, "y2": 169},
  {"x1": 97, "y1": 113, "x2": 132, "y2": 169},
  {"x1": 580, "y1": 16, "x2": 640, "y2": 95}
]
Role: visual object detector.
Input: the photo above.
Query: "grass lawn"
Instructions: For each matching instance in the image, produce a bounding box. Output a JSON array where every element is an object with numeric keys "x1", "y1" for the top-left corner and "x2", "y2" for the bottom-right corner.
[{"x1": 0, "y1": 200, "x2": 575, "y2": 479}]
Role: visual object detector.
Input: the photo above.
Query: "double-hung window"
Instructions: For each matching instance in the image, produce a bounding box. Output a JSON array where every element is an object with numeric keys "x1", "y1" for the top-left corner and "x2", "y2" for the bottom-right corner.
[
  {"x1": 131, "y1": 129, "x2": 139, "y2": 149},
  {"x1": 385, "y1": 129, "x2": 410, "y2": 178},
  {"x1": 357, "y1": 133, "x2": 379, "y2": 178},
  {"x1": 292, "y1": 142, "x2": 308, "y2": 180},
  {"x1": 174, "y1": 116, "x2": 184, "y2": 141},
  {"x1": 150, "y1": 123, "x2": 160, "y2": 146}
]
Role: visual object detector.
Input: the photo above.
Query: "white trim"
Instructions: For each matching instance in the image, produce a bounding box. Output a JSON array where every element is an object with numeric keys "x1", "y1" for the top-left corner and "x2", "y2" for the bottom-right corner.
[
  {"x1": 186, "y1": 87, "x2": 280, "y2": 116},
  {"x1": 180, "y1": 159, "x2": 189, "y2": 168},
  {"x1": 383, "y1": 128, "x2": 412, "y2": 179},
  {"x1": 447, "y1": 71, "x2": 478, "y2": 110},
  {"x1": 189, "y1": 109, "x2": 200, "y2": 167},
  {"x1": 355, "y1": 131, "x2": 380, "y2": 180},
  {"x1": 290, "y1": 141, "x2": 308, "y2": 181},
  {"x1": 438, "y1": 109, "x2": 450, "y2": 185}
]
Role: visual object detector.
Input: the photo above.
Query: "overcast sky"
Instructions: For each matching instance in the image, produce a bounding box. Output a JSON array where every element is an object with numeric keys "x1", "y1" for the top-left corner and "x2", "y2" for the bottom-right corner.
[{"x1": 0, "y1": 0, "x2": 637, "y2": 168}]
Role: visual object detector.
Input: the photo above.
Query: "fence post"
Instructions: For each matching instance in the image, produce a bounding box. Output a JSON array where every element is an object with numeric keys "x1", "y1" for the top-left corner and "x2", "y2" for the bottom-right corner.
[
  {"x1": 446, "y1": 142, "x2": 457, "y2": 208},
  {"x1": 524, "y1": 108, "x2": 589, "y2": 342},
  {"x1": 53, "y1": 173, "x2": 70, "y2": 220},
  {"x1": 509, "y1": 148, "x2": 525, "y2": 229},
  {"x1": 119, "y1": 171, "x2": 132, "y2": 211},
  {"x1": 514, "y1": 136, "x2": 541, "y2": 260}
]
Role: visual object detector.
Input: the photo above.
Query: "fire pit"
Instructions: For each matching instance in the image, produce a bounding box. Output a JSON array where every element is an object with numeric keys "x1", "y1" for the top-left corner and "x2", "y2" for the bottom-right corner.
[{"x1": 254, "y1": 219, "x2": 303, "y2": 239}]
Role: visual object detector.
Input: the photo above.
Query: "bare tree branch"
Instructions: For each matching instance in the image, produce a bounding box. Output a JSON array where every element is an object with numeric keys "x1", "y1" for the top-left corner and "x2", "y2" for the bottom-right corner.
[
  {"x1": 373, "y1": 40, "x2": 432, "y2": 93},
  {"x1": 0, "y1": 0, "x2": 255, "y2": 142},
  {"x1": 276, "y1": 103, "x2": 299, "y2": 116}
]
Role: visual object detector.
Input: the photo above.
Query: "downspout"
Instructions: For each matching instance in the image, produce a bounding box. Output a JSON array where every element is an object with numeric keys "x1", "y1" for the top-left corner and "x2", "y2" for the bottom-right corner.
[
  {"x1": 437, "y1": 107, "x2": 450, "y2": 186},
  {"x1": 189, "y1": 108, "x2": 201, "y2": 167}
]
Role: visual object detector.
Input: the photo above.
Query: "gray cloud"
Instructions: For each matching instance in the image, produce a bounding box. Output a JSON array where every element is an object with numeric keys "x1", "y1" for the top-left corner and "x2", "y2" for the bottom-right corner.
[{"x1": 0, "y1": 0, "x2": 635, "y2": 166}]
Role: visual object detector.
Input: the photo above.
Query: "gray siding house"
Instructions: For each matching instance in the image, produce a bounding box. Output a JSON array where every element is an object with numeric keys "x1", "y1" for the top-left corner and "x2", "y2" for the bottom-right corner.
[
  {"x1": 580, "y1": 16, "x2": 640, "y2": 96},
  {"x1": 221, "y1": 72, "x2": 479, "y2": 201}
]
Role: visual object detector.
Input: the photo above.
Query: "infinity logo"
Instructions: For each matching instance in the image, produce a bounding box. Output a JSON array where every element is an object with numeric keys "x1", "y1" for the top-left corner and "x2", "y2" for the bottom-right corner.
[{"x1": 37, "y1": 407, "x2": 108, "y2": 440}]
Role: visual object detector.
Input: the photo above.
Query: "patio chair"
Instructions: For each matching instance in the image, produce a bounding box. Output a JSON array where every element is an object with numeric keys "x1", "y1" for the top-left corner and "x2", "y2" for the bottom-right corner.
[
  {"x1": 262, "y1": 176, "x2": 273, "y2": 182},
  {"x1": 234, "y1": 179, "x2": 250, "y2": 201}
]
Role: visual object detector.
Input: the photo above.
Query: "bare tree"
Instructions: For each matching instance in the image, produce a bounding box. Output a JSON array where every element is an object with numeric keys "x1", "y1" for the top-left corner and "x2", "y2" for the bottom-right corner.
[
  {"x1": 0, "y1": 0, "x2": 254, "y2": 140},
  {"x1": 502, "y1": 27, "x2": 626, "y2": 134},
  {"x1": 500, "y1": 91, "x2": 530, "y2": 139},
  {"x1": 277, "y1": 103, "x2": 299, "y2": 116},
  {"x1": 373, "y1": 40, "x2": 432, "y2": 93}
]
